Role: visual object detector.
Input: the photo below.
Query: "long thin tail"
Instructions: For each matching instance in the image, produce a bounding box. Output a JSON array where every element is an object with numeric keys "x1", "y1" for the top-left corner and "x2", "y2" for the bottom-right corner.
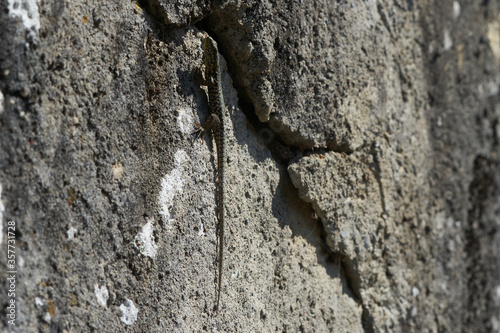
[
  {"x1": 216, "y1": 220, "x2": 223, "y2": 313},
  {"x1": 216, "y1": 142, "x2": 225, "y2": 314}
]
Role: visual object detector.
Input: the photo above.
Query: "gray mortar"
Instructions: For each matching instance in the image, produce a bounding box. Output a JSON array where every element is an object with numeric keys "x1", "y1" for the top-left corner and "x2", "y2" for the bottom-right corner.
[{"x1": 1, "y1": 0, "x2": 500, "y2": 332}]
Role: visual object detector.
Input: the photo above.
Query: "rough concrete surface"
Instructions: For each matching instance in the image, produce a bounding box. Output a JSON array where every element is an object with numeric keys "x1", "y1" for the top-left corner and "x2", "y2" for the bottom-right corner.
[{"x1": 0, "y1": 0, "x2": 499, "y2": 332}]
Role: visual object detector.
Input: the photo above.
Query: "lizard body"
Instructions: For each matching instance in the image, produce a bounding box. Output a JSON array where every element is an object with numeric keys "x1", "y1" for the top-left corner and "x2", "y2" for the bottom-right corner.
[{"x1": 198, "y1": 33, "x2": 226, "y2": 314}]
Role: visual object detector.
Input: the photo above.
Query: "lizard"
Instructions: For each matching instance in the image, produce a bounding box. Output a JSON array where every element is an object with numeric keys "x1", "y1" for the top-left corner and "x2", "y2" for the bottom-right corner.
[{"x1": 195, "y1": 32, "x2": 227, "y2": 314}]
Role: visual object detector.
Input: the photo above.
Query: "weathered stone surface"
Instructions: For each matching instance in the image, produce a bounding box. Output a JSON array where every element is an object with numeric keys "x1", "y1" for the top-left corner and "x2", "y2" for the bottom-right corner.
[
  {"x1": 204, "y1": 0, "x2": 430, "y2": 152},
  {"x1": 141, "y1": 0, "x2": 211, "y2": 27},
  {"x1": 289, "y1": 148, "x2": 433, "y2": 331},
  {"x1": 0, "y1": 0, "x2": 499, "y2": 332}
]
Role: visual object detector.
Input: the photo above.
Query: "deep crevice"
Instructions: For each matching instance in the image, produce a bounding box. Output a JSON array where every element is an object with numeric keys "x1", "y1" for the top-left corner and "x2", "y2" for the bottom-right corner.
[
  {"x1": 304, "y1": 209, "x2": 374, "y2": 332},
  {"x1": 340, "y1": 255, "x2": 374, "y2": 333}
]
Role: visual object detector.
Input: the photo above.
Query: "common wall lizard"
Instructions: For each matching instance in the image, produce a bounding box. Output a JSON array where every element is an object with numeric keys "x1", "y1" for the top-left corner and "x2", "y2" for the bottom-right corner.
[{"x1": 196, "y1": 32, "x2": 226, "y2": 314}]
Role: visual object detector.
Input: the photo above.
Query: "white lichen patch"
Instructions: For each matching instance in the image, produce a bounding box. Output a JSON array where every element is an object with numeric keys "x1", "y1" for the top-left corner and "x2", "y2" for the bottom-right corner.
[
  {"x1": 112, "y1": 161, "x2": 124, "y2": 180},
  {"x1": 198, "y1": 220, "x2": 205, "y2": 237},
  {"x1": 120, "y1": 299, "x2": 138, "y2": 325},
  {"x1": 134, "y1": 218, "x2": 158, "y2": 258},
  {"x1": 17, "y1": 255, "x2": 24, "y2": 268},
  {"x1": 487, "y1": 19, "x2": 500, "y2": 60},
  {"x1": 94, "y1": 284, "x2": 109, "y2": 307},
  {"x1": 0, "y1": 91, "x2": 4, "y2": 114},
  {"x1": 452, "y1": 1, "x2": 460, "y2": 19},
  {"x1": 7, "y1": 0, "x2": 41, "y2": 31},
  {"x1": 67, "y1": 227, "x2": 77, "y2": 240},
  {"x1": 35, "y1": 297, "x2": 44, "y2": 306},
  {"x1": 177, "y1": 106, "x2": 194, "y2": 135},
  {"x1": 158, "y1": 150, "x2": 189, "y2": 229},
  {"x1": 494, "y1": 285, "x2": 500, "y2": 302},
  {"x1": 412, "y1": 286, "x2": 420, "y2": 298},
  {"x1": 443, "y1": 29, "x2": 452, "y2": 50}
]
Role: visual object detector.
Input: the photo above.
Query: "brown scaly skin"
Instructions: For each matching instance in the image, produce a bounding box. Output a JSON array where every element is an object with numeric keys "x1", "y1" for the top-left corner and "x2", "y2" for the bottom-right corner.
[{"x1": 197, "y1": 33, "x2": 226, "y2": 314}]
